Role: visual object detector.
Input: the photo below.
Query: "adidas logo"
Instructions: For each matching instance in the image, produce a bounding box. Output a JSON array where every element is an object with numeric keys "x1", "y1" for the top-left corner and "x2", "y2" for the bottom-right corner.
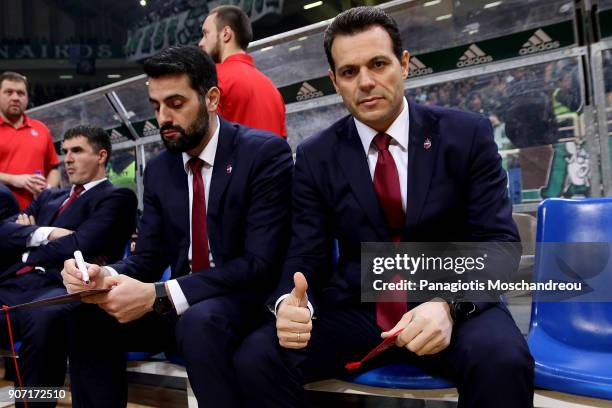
[
  {"x1": 456, "y1": 44, "x2": 493, "y2": 68},
  {"x1": 408, "y1": 57, "x2": 433, "y2": 77},
  {"x1": 296, "y1": 82, "x2": 324, "y2": 101},
  {"x1": 143, "y1": 120, "x2": 159, "y2": 137},
  {"x1": 519, "y1": 29, "x2": 560, "y2": 55}
]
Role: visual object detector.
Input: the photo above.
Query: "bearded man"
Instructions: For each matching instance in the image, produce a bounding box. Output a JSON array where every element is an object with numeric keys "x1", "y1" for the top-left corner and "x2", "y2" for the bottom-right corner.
[{"x1": 61, "y1": 45, "x2": 293, "y2": 408}]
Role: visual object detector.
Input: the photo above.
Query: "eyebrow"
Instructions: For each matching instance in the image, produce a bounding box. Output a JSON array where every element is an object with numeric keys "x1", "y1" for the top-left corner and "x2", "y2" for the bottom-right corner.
[
  {"x1": 337, "y1": 55, "x2": 392, "y2": 70},
  {"x1": 149, "y1": 94, "x2": 186, "y2": 104}
]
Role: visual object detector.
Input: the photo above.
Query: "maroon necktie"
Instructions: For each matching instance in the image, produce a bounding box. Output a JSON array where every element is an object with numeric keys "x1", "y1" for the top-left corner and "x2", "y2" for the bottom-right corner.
[
  {"x1": 57, "y1": 184, "x2": 85, "y2": 215},
  {"x1": 372, "y1": 133, "x2": 408, "y2": 331},
  {"x1": 188, "y1": 158, "x2": 210, "y2": 272},
  {"x1": 17, "y1": 185, "x2": 85, "y2": 276}
]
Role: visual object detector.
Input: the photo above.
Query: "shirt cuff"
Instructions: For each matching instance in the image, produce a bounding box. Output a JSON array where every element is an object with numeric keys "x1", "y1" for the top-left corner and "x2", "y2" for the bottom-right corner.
[
  {"x1": 104, "y1": 266, "x2": 119, "y2": 276},
  {"x1": 166, "y1": 279, "x2": 189, "y2": 315},
  {"x1": 27, "y1": 227, "x2": 54, "y2": 247},
  {"x1": 273, "y1": 294, "x2": 314, "y2": 318}
]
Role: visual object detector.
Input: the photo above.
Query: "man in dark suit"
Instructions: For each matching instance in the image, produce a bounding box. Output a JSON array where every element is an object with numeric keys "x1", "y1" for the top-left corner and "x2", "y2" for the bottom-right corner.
[
  {"x1": 0, "y1": 124, "x2": 137, "y2": 400},
  {"x1": 0, "y1": 183, "x2": 19, "y2": 221},
  {"x1": 62, "y1": 45, "x2": 293, "y2": 407},
  {"x1": 234, "y1": 7, "x2": 534, "y2": 408}
]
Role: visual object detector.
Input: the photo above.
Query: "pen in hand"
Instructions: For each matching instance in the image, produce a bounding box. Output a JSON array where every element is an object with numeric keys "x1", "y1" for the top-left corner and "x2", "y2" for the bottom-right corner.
[{"x1": 73, "y1": 250, "x2": 90, "y2": 284}]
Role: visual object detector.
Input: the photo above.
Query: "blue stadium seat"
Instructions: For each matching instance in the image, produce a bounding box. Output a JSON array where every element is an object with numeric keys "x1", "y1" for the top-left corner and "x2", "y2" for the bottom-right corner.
[
  {"x1": 346, "y1": 363, "x2": 454, "y2": 389},
  {"x1": 528, "y1": 198, "x2": 612, "y2": 400}
]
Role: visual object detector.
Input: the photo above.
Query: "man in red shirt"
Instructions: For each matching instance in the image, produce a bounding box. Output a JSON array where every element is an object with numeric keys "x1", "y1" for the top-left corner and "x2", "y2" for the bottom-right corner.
[
  {"x1": 198, "y1": 5, "x2": 287, "y2": 138},
  {"x1": 0, "y1": 72, "x2": 60, "y2": 209}
]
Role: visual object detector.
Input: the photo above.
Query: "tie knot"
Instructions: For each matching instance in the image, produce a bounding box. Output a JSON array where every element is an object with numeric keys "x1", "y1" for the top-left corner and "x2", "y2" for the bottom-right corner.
[
  {"x1": 73, "y1": 185, "x2": 85, "y2": 196},
  {"x1": 188, "y1": 157, "x2": 205, "y2": 174},
  {"x1": 373, "y1": 133, "x2": 392, "y2": 152}
]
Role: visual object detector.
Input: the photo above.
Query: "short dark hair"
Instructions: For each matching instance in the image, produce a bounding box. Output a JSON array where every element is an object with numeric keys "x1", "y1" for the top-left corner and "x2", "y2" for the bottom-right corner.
[
  {"x1": 0, "y1": 71, "x2": 28, "y2": 90},
  {"x1": 323, "y1": 6, "x2": 403, "y2": 73},
  {"x1": 63, "y1": 125, "x2": 112, "y2": 165},
  {"x1": 210, "y1": 5, "x2": 253, "y2": 50},
  {"x1": 143, "y1": 45, "x2": 217, "y2": 97}
]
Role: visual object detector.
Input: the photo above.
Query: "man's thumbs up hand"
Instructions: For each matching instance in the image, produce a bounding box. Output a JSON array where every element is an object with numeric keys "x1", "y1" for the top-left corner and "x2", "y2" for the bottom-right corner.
[{"x1": 277, "y1": 272, "x2": 312, "y2": 349}]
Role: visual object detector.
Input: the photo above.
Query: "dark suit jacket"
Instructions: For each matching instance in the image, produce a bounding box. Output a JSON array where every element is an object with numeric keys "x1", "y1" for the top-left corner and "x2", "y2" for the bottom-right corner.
[
  {"x1": 0, "y1": 183, "x2": 19, "y2": 221},
  {"x1": 110, "y1": 118, "x2": 293, "y2": 306},
  {"x1": 273, "y1": 102, "x2": 519, "y2": 312},
  {"x1": 0, "y1": 180, "x2": 137, "y2": 282}
]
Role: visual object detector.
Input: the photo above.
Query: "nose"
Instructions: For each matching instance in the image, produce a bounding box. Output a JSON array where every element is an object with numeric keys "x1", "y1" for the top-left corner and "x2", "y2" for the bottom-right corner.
[
  {"x1": 157, "y1": 105, "x2": 173, "y2": 127},
  {"x1": 198, "y1": 37, "x2": 205, "y2": 51},
  {"x1": 357, "y1": 68, "x2": 376, "y2": 91}
]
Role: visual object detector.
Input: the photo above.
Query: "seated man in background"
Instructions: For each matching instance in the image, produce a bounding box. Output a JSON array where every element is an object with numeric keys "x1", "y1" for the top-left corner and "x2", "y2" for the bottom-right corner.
[
  {"x1": 0, "y1": 125, "x2": 137, "y2": 401},
  {"x1": 61, "y1": 45, "x2": 293, "y2": 408},
  {"x1": 235, "y1": 7, "x2": 533, "y2": 408}
]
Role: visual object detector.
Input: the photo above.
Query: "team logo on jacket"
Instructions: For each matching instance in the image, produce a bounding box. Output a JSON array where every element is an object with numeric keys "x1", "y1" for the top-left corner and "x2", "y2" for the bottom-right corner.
[
  {"x1": 30, "y1": 129, "x2": 39, "y2": 137},
  {"x1": 424, "y1": 138, "x2": 432, "y2": 150}
]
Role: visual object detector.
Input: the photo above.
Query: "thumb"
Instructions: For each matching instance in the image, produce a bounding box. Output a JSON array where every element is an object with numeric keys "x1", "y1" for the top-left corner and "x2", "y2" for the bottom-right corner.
[
  {"x1": 381, "y1": 311, "x2": 412, "y2": 339},
  {"x1": 291, "y1": 272, "x2": 308, "y2": 308},
  {"x1": 101, "y1": 274, "x2": 121, "y2": 289}
]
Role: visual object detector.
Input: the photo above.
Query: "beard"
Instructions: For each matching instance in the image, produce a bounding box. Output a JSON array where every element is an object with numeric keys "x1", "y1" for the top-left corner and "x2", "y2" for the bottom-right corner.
[
  {"x1": 208, "y1": 39, "x2": 222, "y2": 63},
  {"x1": 1, "y1": 105, "x2": 24, "y2": 121},
  {"x1": 160, "y1": 103, "x2": 210, "y2": 153}
]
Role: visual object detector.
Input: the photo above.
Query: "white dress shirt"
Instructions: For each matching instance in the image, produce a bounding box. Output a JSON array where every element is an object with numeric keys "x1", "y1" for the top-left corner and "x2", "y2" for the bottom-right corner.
[
  {"x1": 274, "y1": 98, "x2": 410, "y2": 317},
  {"x1": 22, "y1": 177, "x2": 108, "y2": 263}
]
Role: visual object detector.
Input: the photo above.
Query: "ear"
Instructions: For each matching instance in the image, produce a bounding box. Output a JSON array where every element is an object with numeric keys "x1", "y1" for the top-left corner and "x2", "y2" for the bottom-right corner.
[
  {"x1": 328, "y1": 69, "x2": 339, "y2": 93},
  {"x1": 222, "y1": 26, "x2": 232, "y2": 43},
  {"x1": 400, "y1": 50, "x2": 410, "y2": 80},
  {"x1": 206, "y1": 87, "x2": 221, "y2": 112},
  {"x1": 98, "y1": 149, "x2": 108, "y2": 165}
]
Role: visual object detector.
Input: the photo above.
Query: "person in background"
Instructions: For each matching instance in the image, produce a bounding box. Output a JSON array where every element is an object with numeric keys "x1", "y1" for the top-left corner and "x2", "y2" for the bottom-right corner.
[
  {"x1": 199, "y1": 5, "x2": 287, "y2": 137},
  {"x1": 0, "y1": 71, "x2": 60, "y2": 209}
]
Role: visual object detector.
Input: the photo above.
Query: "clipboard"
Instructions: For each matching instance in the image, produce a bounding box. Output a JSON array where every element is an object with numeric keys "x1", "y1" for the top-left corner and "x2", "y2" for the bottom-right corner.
[{"x1": 3, "y1": 288, "x2": 111, "y2": 311}]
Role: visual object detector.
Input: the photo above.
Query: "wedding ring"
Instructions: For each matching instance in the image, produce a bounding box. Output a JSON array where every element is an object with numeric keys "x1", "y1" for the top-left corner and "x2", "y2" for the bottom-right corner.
[{"x1": 297, "y1": 332, "x2": 301, "y2": 342}]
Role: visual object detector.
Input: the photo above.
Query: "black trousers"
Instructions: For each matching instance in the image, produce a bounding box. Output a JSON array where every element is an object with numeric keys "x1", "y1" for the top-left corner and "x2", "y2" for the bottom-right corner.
[
  {"x1": 67, "y1": 292, "x2": 265, "y2": 408},
  {"x1": 234, "y1": 303, "x2": 534, "y2": 408}
]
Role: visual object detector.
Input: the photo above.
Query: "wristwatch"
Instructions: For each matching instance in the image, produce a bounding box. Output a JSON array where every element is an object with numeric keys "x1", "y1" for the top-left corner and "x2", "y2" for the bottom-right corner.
[
  {"x1": 153, "y1": 282, "x2": 173, "y2": 314},
  {"x1": 449, "y1": 298, "x2": 477, "y2": 322}
]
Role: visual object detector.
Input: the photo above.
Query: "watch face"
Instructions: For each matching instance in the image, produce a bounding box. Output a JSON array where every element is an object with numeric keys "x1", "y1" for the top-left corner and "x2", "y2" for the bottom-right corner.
[{"x1": 154, "y1": 296, "x2": 172, "y2": 314}]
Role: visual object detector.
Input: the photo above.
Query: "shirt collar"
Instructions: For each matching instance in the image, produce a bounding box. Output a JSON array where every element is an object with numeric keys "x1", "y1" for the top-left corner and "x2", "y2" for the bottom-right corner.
[
  {"x1": 74, "y1": 177, "x2": 107, "y2": 194},
  {"x1": 0, "y1": 113, "x2": 29, "y2": 128},
  {"x1": 182, "y1": 115, "x2": 220, "y2": 173},
  {"x1": 354, "y1": 97, "x2": 409, "y2": 154},
  {"x1": 221, "y1": 53, "x2": 254, "y2": 67}
]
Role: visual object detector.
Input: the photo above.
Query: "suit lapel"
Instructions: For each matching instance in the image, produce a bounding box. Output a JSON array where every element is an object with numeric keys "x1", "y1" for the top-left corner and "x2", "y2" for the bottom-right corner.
[
  {"x1": 41, "y1": 191, "x2": 70, "y2": 226},
  {"x1": 404, "y1": 103, "x2": 440, "y2": 235},
  {"x1": 207, "y1": 118, "x2": 237, "y2": 259},
  {"x1": 52, "y1": 180, "x2": 111, "y2": 225},
  {"x1": 335, "y1": 119, "x2": 390, "y2": 241},
  {"x1": 168, "y1": 153, "x2": 190, "y2": 275},
  {"x1": 208, "y1": 118, "x2": 236, "y2": 217}
]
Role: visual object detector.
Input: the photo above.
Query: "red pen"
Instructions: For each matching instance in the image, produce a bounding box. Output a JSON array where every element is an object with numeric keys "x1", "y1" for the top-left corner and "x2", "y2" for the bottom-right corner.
[{"x1": 345, "y1": 327, "x2": 404, "y2": 371}]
